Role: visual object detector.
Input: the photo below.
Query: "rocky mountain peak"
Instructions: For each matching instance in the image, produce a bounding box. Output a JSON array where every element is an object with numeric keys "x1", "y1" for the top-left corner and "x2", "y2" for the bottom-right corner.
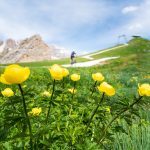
[
  {"x1": 19, "y1": 34, "x2": 43, "y2": 49},
  {"x1": 0, "y1": 34, "x2": 69, "y2": 64},
  {"x1": 5, "y1": 38, "x2": 17, "y2": 50}
]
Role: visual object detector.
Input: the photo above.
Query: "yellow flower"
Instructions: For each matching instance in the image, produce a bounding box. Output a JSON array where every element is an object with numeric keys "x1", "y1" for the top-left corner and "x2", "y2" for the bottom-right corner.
[
  {"x1": 31, "y1": 107, "x2": 42, "y2": 116},
  {"x1": 1, "y1": 88, "x2": 14, "y2": 97},
  {"x1": 68, "y1": 88, "x2": 77, "y2": 94},
  {"x1": 62, "y1": 68, "x2": 69, "y2": 77},
  {"x1": 98, "y1": 82, "x2": 115, "y2": 96},
  {"x1": 0, "y1": 74, "x2": 11, "y2": 85},
  {"x1": 71, "y1": 74, "x2": 80, "y2": 81},
  {"x1": 0, "y1": 64, "x2": 30, "y2": 84},
  {"x1": 138, "y1": 83, "x2": 150, "y2": 96},
  {"x1": 42, "y1": 91, "x2": 51, "y2": 97},
  {"x1": 49, "y1": 64, "x2": 63, "y2": 80},
  {"x1": 92, "y1": 73, "x2": 104, "y2": 81}
]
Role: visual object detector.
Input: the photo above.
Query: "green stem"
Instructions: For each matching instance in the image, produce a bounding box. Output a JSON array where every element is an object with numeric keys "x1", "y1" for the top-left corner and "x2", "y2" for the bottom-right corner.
[
  {"x1": 85, "y1": 93, "x2": 105, "y2": 134},
  {"x1": 98, "y1": 96, "x2": 143, "y2": 143},
  {"x1": 91, "y1": 81, "x2": 97, "y2": 96},
  {"x1": 18, "y1": 84, "x2": 33, "y2": 150},
  {"x1": 21, "y1": 124, "x2": 25, "y2": 150},
  {"x1": 46, "y1": 79, "x2": 56, "y2": 123},
  {"x1": 72, "y1": 82, "x2": 76, "y2": 100}
]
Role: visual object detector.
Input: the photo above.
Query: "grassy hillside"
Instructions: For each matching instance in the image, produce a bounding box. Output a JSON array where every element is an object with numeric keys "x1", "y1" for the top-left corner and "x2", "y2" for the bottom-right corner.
[
  {"x1": 0, "y1": 37, "x2": 150, "y2": 150},
  {"x1": 0, "y1": 37, "x2": 149, "y2": 68},
  {"x1": 0, "y1": 37, "x2": 147, "y2": 79},
  {"x1": 20, "y1": 37, "x2": 150, "y2": 68},
  {"x1": 92, "y1": 38, "x2": 150, "y2": 59},
  {"x1": 19, "y1": 57, "x2": 88, "y2": 67}
]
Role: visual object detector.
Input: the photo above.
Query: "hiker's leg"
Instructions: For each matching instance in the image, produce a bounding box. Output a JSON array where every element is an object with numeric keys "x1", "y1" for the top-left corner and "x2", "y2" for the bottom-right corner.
[
  {"x1": 71, "y1": 57, "x2": 73, "y2": 64},
  {"x1": 72, "y1": 57, "x2": 76, "y2": 64}
]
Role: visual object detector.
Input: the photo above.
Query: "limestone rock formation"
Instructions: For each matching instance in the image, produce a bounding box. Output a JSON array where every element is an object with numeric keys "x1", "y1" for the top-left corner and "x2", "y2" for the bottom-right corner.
[{"x1": 0, "y1": 35, "x2": 69, "y2": 64}]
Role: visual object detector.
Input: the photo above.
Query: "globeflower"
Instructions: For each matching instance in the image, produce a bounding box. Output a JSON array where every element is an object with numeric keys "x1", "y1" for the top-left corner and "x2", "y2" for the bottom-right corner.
[
  {"x1": 62, "y1": 68, "x2": 69, "y2": 77},
  {"x1": 71, "y1": 74, "x2": 80, "y2": 81},
  {"x1": 0, "y1": 74, "x2": 11, "y2": 85},
  {"x1": 98, "y1": 82, "x2": 115, "y2": 96},
  {"x1": 68, "y1": 88, "x2": 77, "y2": 94},
  {"x1": 31, "y1": 107, "x2": 42, "y2": 116},
  {"x1": 49, "y1": 64, "x2": 63, "y2": 80},
  {"x1": 138, "y1": 83, "x2": 150, "y2": 96},
  {"x1": 92, "y1": 73, "x2": 104, "y2": 81},
  {"x1": 1, "y1": 88, "x2": 14, "y2": 97},
  {"x1": 0, "y1": 64, "x2": 30, "y2": 84}
]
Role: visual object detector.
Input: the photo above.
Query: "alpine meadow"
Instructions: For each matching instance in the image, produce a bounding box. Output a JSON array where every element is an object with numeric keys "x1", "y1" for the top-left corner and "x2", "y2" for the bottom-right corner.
[{"x1": 0, "y1": 37, "x2": 150, "y2": 149}]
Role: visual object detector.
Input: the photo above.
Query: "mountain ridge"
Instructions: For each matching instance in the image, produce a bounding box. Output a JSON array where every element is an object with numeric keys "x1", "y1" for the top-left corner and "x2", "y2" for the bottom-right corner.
[{"x1": 0, "y1": 35, "x2": 69, "y2": 64}]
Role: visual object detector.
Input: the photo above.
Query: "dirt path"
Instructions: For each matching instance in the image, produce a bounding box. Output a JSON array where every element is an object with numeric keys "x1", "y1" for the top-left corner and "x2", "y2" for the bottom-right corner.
[
  {"x1": 0, "y1": 57, "x2": 119, "y2": 68},
  {"x1": 62, "y1": 56, "x2": 119, "y2": 68}
]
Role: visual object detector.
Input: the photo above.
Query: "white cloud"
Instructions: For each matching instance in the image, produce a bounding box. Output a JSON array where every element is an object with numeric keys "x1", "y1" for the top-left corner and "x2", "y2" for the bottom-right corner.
[
  {"x1": 125, "y1": 0, "x2": 150, "y2": 36},
  {"x1": 36, "y1": 0, "x2": 110, "y2": 25},
  {"x1": 0, "y1": 0, "x2": 115, "y2": 54},
  {"x1": 0, "y1": 0, "x2": 112, "y2": 40},
  {"x1": 93, "y1": 0, "x2": 150, "y2": 51},
  {"x1": 128, "y1": 23, "x2": 142, "y2": 31},
  {"x1": 122, "y1": 6, "x2": 139, "y2": 14},
  {"x1": 0, "y1": 0, "x2": 150, "y2": 55}
]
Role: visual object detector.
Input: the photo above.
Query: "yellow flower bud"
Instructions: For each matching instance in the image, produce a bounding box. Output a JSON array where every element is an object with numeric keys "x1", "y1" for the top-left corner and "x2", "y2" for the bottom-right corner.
[
  {"x1": 98, "y1": 82, "x2": 115, "y2": 96},
  {"x1": 138, "y1": 83, "x2": 150, "y2": 96},
  {"x1": 68, "y1": 88, "x2": 77, "y2": 94},
  {"x1": 49, "y1": 64, "x2": 63, "y2": 80},
  {"x1": 71, "y1": 74, "x2": 80, "y2": 81},
  {"x1": 31, "y1": 107, "x2": 42, "y2": 116},
  {"x1": 1, "y1": 88, "x2": 14, "y2": 97},
  {"x1": 42, "y1": 91, "x2": 51, "y2": 97},
  {"x1": 92, "y1": 73, "x2": 104, "y2": 81},
  {"x1": 62, "y1": 68, "x2": 69, "y2": 77},
  {"x1": 1, "y1": 64, "x2": 30, "y2": 84}
]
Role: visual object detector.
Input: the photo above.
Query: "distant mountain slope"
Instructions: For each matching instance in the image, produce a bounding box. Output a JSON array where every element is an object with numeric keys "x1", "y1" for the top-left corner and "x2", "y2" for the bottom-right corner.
[{"x1": 0, "y1": 35, "x2": 69, "y2": 64}]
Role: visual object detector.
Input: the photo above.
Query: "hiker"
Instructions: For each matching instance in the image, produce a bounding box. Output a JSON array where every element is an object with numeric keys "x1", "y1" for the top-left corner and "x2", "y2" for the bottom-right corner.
[{"x1": 70, "y1": 51, "x2": 76, "y2": 64}]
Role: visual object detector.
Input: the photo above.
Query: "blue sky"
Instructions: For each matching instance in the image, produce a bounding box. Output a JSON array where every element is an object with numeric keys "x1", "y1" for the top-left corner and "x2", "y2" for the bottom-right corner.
[{"x1": 0, "y1": 0, "x2": 150, "y2": 54}]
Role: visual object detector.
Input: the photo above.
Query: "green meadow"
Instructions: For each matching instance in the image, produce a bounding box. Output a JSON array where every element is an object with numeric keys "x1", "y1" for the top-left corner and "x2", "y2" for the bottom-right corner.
[{"x1": 0, "y1": 37, "x2": 150, "y2": 149}]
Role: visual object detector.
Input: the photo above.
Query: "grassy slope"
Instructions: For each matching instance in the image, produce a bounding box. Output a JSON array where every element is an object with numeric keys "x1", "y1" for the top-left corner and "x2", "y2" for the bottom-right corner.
[
  {"x1": 92, "y1": 38, "x2": 150, "y2": 58},
  {"x1": 1, "y1": 38, "x2": 149, "y2": 68},
  {"x1": 80, "y1": 44, "x2": 124, "y2": 56},
  {"x1": 20, "y1": 37, "x2": 150, "y2": 69},
  {"x1": 1, "y1": 38, "x2": 150, "y2": 74},
  {"x1": 71, "y1": 38, "x2": 150, "y2": 150},
  {"x1": 18, "y1": 57, "x2": 88, "y2": 67},
  {"x1": 27, "y1": 38, "x2": 150, "y2": 84},
  {"x1": 0, "y1": 38, "x2": 150, "y2": 150},
  {"x1": 28, "y1": 38, "x2": 150, "y2": 150},
  {"x1": 90, "y1": 38, "x2": 150, "y2": 73}
]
